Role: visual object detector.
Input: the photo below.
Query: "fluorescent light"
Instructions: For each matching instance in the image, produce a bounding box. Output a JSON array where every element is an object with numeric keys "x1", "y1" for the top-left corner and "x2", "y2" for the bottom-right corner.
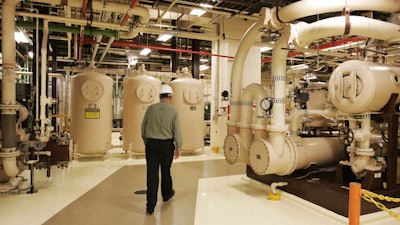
[
  {"x1": 200, "y1": 65, "x2": 209, "y2": 71},
  {"x1": 200, "y1": 3, "x2": 213, "y2": 8},
  {"x1": 14, "y1": 30, "x2": 30, "y2": 44},
  {"x1": 303, "y1": 73, "x2": 317, "y2": 80},
  {"x1": 190, "y1": 8, "x2": 206, "y2": 17},
  {"x1": 260, "y1": 46, "x2": 273, "y2": 52},
  {"x1": 140, "y1": 48, "x2": 151, "y2": 56},
  {"x1": 200, "y1": 58, "x2": 209, "y2": 62},
  {"x1": 290, "y1": 64, "x2": 308, "y2": 70},
  {"x1": 157, "y1": 33, "x2": 173, "y2": 42}
]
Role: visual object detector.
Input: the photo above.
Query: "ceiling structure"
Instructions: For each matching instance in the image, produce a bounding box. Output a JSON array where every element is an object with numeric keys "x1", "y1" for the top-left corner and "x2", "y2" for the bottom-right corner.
[{"x1": 3, "y1": 0, "x2": 399, "y2": 76}]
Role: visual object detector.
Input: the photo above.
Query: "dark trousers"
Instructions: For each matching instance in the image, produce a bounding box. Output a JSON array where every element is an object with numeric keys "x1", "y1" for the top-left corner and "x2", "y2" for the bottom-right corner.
[{"x1": 145, "y1": 138, "x2": 174, "y2": 210}]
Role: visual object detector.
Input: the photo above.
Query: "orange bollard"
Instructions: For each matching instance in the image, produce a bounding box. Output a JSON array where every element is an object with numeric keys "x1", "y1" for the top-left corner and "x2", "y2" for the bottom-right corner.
[{"x1": 349, "y1": 182, "x2": 361, "y2": 225}]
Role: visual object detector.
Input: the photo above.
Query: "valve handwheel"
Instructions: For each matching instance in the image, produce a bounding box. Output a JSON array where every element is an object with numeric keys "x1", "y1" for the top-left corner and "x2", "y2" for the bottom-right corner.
[{"x1": 338, "y1": 126, "x2": 354, "y2": 145}]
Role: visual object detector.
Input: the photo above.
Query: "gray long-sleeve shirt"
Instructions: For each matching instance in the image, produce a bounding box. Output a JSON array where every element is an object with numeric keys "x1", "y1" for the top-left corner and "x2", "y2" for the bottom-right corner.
[{"x1": 141, "y1": 100, "x2": 182, "y2": 151}]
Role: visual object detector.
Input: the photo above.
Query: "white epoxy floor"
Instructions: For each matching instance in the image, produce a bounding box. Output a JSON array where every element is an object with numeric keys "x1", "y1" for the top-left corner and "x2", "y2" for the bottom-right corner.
[
  {"x1": 1, "y1": 132, "x2": 399, "y2": 225},
  {"x1": 194, "y1": 175, "x2": 400, "y2": 225}
]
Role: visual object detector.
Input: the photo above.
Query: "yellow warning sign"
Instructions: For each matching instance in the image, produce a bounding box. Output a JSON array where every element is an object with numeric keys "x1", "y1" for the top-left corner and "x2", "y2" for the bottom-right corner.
[{"x1": 85, "y1": 108, "x2": 100, "y2": 119}]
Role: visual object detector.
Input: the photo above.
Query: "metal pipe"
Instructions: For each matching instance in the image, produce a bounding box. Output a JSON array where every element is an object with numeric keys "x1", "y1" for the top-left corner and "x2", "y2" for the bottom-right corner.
[
  {"x1": 1, "y1": 0, "x2": 21, "y2": 178},
  {"x1": 120, "y1": 0, "x2": 139, "y2": 26},
  {"x1": 156, "y1": 0, "x2": 179, "y2": 24},
  {"x1": 228, "y1": 8, "x2": 269, "y2": 132},
  {"x1": 38, "y1": 20, "x2": 51, "y2": 142},
  {"x1": 97, "y1": 37, "x2": 115, "y2": 66}
]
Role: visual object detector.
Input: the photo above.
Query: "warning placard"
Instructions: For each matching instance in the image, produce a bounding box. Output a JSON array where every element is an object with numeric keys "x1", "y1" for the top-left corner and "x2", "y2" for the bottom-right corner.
[{"x1": 85, "y1": 108, "x2": 100, "y2": 119}]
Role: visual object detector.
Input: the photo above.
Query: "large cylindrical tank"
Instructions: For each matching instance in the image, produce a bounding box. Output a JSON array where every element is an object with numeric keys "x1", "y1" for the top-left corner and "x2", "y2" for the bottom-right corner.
[
  {"x1": 328, "y1": 60, "x2": 400, "y2": 113},
  {"x1": 171, "y1": 78, "x2": 205, "y2": 151},
  {"x1": 122, "y1": 75, "x2": 161, "y2": 153},
  {"x1": 70, "y1": 69, "x2": 113, "y2": 155}
]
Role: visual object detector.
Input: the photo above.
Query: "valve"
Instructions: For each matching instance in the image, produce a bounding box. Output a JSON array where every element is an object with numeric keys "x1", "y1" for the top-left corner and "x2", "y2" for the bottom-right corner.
[
  {"x1": 268, "y1": 182, "x2": 288, "y2": 201},
  {"x1": 338, "y1": 126, "x2": 354, "y2": 145}
]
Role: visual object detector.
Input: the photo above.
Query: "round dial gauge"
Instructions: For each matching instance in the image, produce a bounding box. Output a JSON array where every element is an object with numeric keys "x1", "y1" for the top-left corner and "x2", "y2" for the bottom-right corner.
[
  {"x1": 260, "y1": 98, "x2": 273, "y2": 111},
  {"x1": 81, "y1": 79, "x2": 104, "y2": 102},
  {"x1": 136, "y1": 82, "x2": 156, "y2": 103},
  {"x1": 183, "y1": 86, "x2": 201, "y2": 104}
]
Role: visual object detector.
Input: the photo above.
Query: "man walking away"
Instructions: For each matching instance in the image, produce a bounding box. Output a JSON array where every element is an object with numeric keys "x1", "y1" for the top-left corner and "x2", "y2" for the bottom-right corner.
[{"x1": 141, "y1": 84, "x2": 182, "y2": 215}]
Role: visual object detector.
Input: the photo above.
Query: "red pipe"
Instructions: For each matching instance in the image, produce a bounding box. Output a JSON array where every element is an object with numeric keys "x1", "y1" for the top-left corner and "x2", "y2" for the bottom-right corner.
[
  {"x1": 82, "y1": 0, "x2": 88, "y2": 17},
  {"x1": 78, "y1": 27, "x2": 85, "y2": 65},
  {"x1": 82, "y1": 38, "x2": 235, "y2": 59},
  {"x1": 261, "y1": 36, "x2": 365, "y2": 64},
  {"x1": 120, "y1": 0, "x2": 139, "y2": 26}
]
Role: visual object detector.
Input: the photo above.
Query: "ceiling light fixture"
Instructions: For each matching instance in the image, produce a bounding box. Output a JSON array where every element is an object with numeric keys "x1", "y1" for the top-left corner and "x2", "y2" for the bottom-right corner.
[
  {"x1": 260, "y1": 46, "x2": 273, "y2": 52},
  {"x1": 200, "y1": 65, "x2": 209, "y2": 71},
  {"x1": 190, "y1": 8, "x2": 206, "y2": 17},
  {"x1": 200, "y1": 3, "x2": 213, "y2": 8},
  {"x1": 157, "y1": 33, "x2": 173, "y2": 42},
  {"x1": 14, "y1": 29, "x2": 31, "y2": 44},
  {"x1": 140, "y1": 48, "x2": 152, "y2": 56}
]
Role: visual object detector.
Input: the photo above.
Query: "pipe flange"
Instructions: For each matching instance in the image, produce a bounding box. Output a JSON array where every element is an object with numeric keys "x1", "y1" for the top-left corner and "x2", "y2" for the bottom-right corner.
[
  {"x1": 223, "y1": 134, "x2": 241, "y2": 165},
  {"x1": 356, "y1": 148, "x2": 375, "y2": 156},
  {"x1": 0, "y1": 150, "x2": 20, "y2": 158},
  {"x1": 0, "y1": 104, "x2": 20, "y2": 110},
  {"x1": 249, "y1": 138, "x2": 270, "y2": 175}
]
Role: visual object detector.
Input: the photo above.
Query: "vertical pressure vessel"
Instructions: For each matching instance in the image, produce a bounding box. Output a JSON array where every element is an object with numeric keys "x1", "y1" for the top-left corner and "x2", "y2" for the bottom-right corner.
[
  {"x1": 171, "y1": 78, "x2": 205, "y2": 151},
  {"x1": 70, "y1": 69, "x2": 113, "y2": 155},
  {"x1": 122, "y1": 75, "x2": 161, "y2": 153}
]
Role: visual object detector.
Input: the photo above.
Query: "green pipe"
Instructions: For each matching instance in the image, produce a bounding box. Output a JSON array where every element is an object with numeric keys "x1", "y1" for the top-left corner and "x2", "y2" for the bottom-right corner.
[{"x1": 16, "y1": 20, "x2": 119, "y2": 38}]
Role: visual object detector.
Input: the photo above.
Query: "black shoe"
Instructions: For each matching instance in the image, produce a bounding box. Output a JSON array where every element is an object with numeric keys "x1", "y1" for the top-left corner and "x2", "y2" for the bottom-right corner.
[
  {"x1": 163, "y1": 190, "x2": 175, "y2": 202},
  {"x1": 146, "y1": 208, "x2": 154, "y2": 215}
]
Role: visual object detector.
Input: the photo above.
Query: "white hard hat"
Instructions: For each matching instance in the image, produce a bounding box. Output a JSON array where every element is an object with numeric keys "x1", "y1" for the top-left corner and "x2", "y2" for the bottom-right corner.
[{"x1": 160, "y1": 84, "x2": 173, "y2": 96}]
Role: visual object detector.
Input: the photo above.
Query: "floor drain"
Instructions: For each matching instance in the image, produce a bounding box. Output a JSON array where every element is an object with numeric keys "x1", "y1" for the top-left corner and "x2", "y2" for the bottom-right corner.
[{"x1": 134, "y1": 190, "x2": 147, "y2": 195}]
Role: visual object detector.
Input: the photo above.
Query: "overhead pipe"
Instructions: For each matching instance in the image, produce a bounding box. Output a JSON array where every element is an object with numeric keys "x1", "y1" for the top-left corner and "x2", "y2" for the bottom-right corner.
[
  {"x1": 1, "y1": 0, "x2": 22, "y2": 178},
  {"x1": 156, "y1": 0, "x2": 179, "y2": 24},
  {"x1": 15, "y1": 11, "x2": 221, "y2": 41},
  {"x1": 16, "y1": 20, "x2": 119, "y2": 38},
  {"x1": 272, "y1": 0, "x2": 400, "y2": 29},
  {"x1": 97, "y1": 37, "x2": 115, "y2": 66},
  {"x1": 261, "y1": 36, "x2": 365, "y2": 64},
  {"x1": 104, "y1": 39, "x2": 234, "y2": 59},
  {"x1": 91, "y1": 11, "x2": 112, "y2": 64},
  {"x1": 295, "y1": 16, "x2": 400, "y2": 48},
  {"x1": 81, "y1": 0, "x2": 88, "y2": 17},
  {"x1": 120, "y1": 0, "x2": 139, "y2": 26}
]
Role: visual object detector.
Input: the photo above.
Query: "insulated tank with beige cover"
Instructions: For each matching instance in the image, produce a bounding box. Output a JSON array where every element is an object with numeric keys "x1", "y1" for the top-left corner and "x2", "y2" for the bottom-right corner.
[
  {"x1": 171, "y1": 78, "x2": 204, "y2": 151},
  {"x1": 70, "y1": 69, "x2": 113, "y2": 155},
  {"x1": 123, "y1": 75, "x2": 161, "y2": 153},
  {"x1": 328, "y1": 60, "x2": 400, "y2": 113}
]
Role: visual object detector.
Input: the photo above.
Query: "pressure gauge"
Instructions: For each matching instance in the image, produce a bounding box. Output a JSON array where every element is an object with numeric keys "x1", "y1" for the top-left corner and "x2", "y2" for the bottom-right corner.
[
  {"x1": 136, "y1": 82, "x2": 156, "y2": 103},
  {"x1": 260, "y1": 98, "x2": 273, "y2": 111},
  {"x1": 81, "y1": 79, "x2": 104, "y2": 102},
  {"x1": 183, "y1": 86, "x2": 201, "y2": 104}
]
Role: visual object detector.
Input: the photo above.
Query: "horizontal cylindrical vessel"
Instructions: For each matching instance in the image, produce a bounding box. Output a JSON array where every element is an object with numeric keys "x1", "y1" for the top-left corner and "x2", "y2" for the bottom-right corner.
[
  {"x1": 328, "y1": 60, "x2": 400, "y2": 113},
  {"x1": 70, "y1": 69, "x2": 113, "y2": 155},
  {"x1": 249, "y1": 136, "x2": 345, "y2": 176}
]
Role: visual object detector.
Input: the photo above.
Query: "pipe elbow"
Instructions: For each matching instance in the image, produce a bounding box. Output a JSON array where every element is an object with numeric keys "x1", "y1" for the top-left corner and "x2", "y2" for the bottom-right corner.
[{"x1": 2, "y1": 157, "x2": 19, "y2": 177}]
